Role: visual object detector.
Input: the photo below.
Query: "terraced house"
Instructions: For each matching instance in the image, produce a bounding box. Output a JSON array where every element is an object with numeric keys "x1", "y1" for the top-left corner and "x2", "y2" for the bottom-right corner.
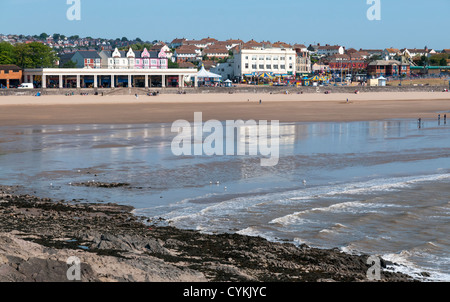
[{"x1": 99, "y1": 48, "x2": 168, "y2": 69}]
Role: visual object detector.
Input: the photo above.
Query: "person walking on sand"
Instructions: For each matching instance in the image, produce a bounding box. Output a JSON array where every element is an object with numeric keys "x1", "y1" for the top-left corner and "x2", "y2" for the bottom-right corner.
[
  {"x1": 444, "y1": 114, "x2": 447, "y2": 124},
  {"x1": 259, "y1": 99, "x2": 262, "y2": 104}
]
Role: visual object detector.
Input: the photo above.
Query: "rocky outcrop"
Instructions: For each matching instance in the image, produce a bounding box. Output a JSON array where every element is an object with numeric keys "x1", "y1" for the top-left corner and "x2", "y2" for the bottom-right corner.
[{"x1": 0, "y1": 186, "x2": 418, "y2": 282}]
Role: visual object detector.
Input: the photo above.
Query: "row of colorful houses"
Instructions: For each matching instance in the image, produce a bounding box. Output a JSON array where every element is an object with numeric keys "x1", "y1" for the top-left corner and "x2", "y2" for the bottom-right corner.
[{"x1": 60, "y1": 48, "x2": 169, "y2": 70}]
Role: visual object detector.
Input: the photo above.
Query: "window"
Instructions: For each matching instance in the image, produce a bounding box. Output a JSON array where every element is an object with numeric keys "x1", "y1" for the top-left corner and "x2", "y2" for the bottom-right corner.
[
  {"x1": 289, "y1": 64, "x2": 293, "y2": 69},
  {"x1": 273, "y1": 65, "x2": 279, "y2": 69},
  {"x1": 280, "y1": 57, "x2": 285, "y2": 60},
  {"x1": 259, "y1": 56, "x2": 264, "y2": 60},
  {"x1": 252, "y1": 64, "x2": 257, "y2": 69},
  {"x1": 273, "y1": 56, "x2": 278, "y2": 60},
  {"x1": 245, "y1": 56, "x2": 249, "y2": 60},
  {"x1": 252, "y1": 55, "x2": 257, "y2": 60},
  {"x1": 266, "y1": 65, "x2": 271, "y2": 69},
  {"x1": 266, "y1": 56, "x2": 271, "y2": 60},
  {"x1": 259, "y1": 64, "x2": 264, "y2": 69},
  {"x1": 281, "y1": 65, "x2": 286, "y2": 69},
  {"x1": 289, "y1": 57, "x2": 293, "y2": 60},
  {"x1": 245, "y1": 63, "x2": 249, "y2": 69}
]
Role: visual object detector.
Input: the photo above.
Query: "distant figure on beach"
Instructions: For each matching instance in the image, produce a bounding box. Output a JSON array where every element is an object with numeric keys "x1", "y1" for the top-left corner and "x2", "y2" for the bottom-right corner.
[
  {"x1": 346, "y1": 98, "x2": 349, "y2": 103},
  {"x1": 135, "y1": 94, "x2": 139, "y2": 99},
  {"x1": 259, "y1": 99, "x2": 262, "y2": 104},
  {"x1": 438, "y1": 114, "x2": 441, "y2": 125},
  {"x1": 444, "y1": 114, "x2": 447, "y2": 124},
  {"x1": 418, "y1": 118, "x2": 422, "y2": 128}
]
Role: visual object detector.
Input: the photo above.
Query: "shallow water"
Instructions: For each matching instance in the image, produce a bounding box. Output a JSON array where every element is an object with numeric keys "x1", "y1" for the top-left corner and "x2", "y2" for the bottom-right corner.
[{"x1": 0, "y1": 118, "x2": 449, "y2": 281}]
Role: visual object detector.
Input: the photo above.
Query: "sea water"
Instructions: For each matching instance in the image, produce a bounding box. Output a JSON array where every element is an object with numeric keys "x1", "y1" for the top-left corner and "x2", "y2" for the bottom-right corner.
[{"x1": 0, "y1": 119, "x2": 449, "y2": 281}]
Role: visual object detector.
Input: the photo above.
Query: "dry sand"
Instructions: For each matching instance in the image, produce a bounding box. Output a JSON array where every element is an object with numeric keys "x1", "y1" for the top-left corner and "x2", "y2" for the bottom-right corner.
[{"x1": 0, "y1": 92, "x2": 449, "y2": 126}]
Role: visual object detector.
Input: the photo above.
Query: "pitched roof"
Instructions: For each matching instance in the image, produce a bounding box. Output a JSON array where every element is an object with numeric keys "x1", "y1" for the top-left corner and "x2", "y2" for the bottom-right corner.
[
  {"x1": 178, "y1": 61, "x2": 196, "y2": 69},
  {"x1": 272, "y1": 41, "x2": 292, "y2": 48},
  {"x1": 171, "y1": 38, "x2": 186, "y2": 44},
  {"x1": 203, "y1": 46, "x2": 229, "y2": 54},
  {"x1": 318, "y1": 45, "x2": 342, "y2": 50},
  {"x1": 0, "y1": 64, "x2": 21, "y2": 71},
  {"x1": 75, "y1": 51, "x2": 101, "y2": 59},
  {"x1": 368, "y1": 59, "x2": 403, "y2": 66},
  {"x1": 176, "y1": 45, "x2": 199, "y2": 55}
]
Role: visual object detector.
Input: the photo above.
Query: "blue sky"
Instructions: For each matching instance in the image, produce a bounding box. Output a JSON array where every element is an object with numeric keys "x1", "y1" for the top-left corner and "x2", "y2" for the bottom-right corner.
[{"x1": 1, "y1": 0, "x2": 449, "y2": 49}]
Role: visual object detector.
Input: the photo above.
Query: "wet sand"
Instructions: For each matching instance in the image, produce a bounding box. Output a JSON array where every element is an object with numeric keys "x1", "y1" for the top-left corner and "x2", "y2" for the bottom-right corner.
[{"x1": 0, "y1": 92, "x2": 449, "y2": 126}]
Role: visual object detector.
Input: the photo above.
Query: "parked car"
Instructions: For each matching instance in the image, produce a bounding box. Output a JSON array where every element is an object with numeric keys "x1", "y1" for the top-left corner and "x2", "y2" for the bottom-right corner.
[{"x1": 18, "y1": 83, "x2": 34, "y2": 89}]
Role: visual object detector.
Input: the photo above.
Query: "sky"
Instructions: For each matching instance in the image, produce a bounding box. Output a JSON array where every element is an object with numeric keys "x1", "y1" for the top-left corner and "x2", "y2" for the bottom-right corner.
[{"x1": 1, "y1": 0, "x2": 449, "y2": 50}]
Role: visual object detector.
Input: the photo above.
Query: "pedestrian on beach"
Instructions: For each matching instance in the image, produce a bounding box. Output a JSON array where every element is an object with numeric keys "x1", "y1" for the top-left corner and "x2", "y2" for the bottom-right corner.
[
  {"x1": 135, "y1": 93, "x2": 139, "y2": 99},
  {"x1": 418, "y1": 118, "x2": 422, "y2": 129},
  {"x1": 259, "y1": 99, "x2": 262, "y2": 104},
  {"x1": 444, "y1": 114, "x2": 447, "y2": 124}
]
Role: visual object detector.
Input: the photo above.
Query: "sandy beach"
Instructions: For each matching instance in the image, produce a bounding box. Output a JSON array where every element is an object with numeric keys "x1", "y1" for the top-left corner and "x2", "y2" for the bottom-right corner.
[{"x1": 0, "y1": 91, "x2": 449, "y2": 126}]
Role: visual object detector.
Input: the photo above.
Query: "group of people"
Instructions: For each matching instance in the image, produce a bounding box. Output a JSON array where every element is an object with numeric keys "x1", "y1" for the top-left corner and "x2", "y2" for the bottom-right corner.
[{"x1": 418, "y1": 114, "x2": 447, "y2": 128}]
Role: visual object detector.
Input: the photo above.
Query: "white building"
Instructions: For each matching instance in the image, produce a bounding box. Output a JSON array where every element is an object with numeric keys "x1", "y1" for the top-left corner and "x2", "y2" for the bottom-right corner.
[
  {"x1": 233, "y1": 46, "x2": 296, "y2": 80},
  {"x1": 210, "y1": 59, "x2": 235, "y2": 80},
  {"x1": 317, "y1": 45, "x2": 345, "y2": 57}
]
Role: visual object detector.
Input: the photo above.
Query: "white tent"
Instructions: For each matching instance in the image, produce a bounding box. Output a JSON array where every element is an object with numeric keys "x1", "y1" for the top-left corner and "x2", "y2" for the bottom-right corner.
[{"x1": 197, "y1": 65, "x2": 222, "y2": 79}]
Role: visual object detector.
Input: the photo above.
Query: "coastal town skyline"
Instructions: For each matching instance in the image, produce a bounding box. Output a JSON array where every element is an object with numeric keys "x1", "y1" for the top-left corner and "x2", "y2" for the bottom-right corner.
[{"x1": 1, "y1": 0, "x2": 449, "y2": 50}]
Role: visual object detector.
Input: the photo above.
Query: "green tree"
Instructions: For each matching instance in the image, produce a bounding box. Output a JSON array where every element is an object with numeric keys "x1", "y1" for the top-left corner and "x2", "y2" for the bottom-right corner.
[
  {"x1": 39, "y1": 33, "x2": 49, "y2": 40},
  {"x1": 0, "y1": 42, "x2": 16, "y2": 64},
  {"x1": 53, "y1": 33, "x2": 61, "y2": 41},
  {"x1": 14, "y1": 42, "x2": 58, "y2": 68},
  {"x1": 168, "y1": 60, "x2": 179, "y2": 68},
  {"x1": 61, "y1": 60, "x2": 77, "y2": 68}
]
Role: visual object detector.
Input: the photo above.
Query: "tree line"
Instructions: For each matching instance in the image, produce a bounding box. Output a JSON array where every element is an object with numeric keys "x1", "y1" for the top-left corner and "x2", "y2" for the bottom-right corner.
[{"x1": 0, "y1": 42, "x2": 59, "y2": 68}]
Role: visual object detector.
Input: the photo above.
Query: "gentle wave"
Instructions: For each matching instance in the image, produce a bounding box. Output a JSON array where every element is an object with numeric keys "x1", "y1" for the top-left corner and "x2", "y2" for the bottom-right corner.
[{"x1": 270, "y1": 173, "x2": 450, "y2": 226}]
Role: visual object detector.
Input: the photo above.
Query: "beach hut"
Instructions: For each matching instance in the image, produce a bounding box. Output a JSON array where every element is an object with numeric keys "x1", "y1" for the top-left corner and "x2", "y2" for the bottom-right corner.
[
  {"x1": 377, "y1": 76, "x2": 387, "y2": 87},
  {"x1": 224, "y1": 79, "x2": 232, "y2": 87}
]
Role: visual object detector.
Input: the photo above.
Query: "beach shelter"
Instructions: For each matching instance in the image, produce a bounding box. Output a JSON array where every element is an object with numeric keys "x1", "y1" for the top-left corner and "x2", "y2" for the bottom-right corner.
[{"x1": 224, "y1": 79, "x2": 232, "y2": 87}]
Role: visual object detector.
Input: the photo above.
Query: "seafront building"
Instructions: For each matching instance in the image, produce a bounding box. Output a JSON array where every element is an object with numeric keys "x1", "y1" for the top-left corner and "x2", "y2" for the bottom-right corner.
[
  {"x1": 23, "y1": 67, "x2": 198, "y2": 88},
  {"x1": 233, "y1": 44, "x2": 297, "y2": 81}
]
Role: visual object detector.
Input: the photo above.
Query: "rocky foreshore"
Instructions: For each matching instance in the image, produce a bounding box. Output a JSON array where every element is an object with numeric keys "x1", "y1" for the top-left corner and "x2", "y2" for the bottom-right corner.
[{"x1": 0, "y1": 185, "x2": 419, "y2": 282}]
